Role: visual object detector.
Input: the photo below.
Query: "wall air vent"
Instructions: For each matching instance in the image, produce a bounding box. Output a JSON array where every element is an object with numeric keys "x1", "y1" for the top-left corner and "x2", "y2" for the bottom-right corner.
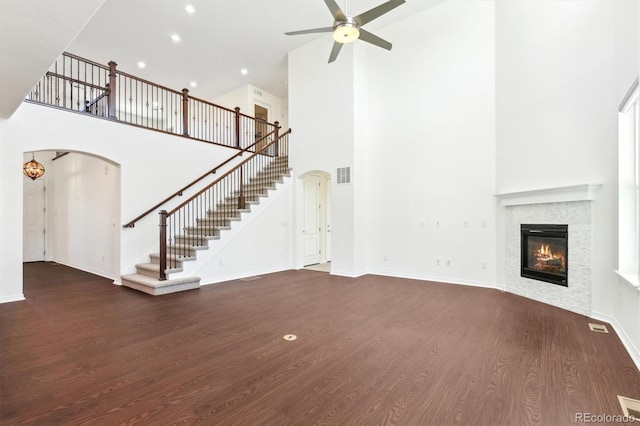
[{"x1": 337, "y1": 167, "x2": 351, "y2": 185}]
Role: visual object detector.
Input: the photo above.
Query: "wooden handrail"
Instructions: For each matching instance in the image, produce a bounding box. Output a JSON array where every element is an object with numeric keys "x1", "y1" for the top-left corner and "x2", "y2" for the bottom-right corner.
[
  {"x1": 167, "y1": 128, "x2": 291, "y2": 216},
  {"x1": 61, "y1": 52, "x2": 110, "y2": 70},
  {"x1": 45, "y1": 71, "x2": 108, "y2": 92},
  {"x1": 188, "y1": 94, "x2": 239, "y2": 115},
  {"x1": 158, "y1": 129, "x2": 291, "y2": 279},
  {"x1": 31, "y1": 51, "x2": 284, "y2": 150},
  {"x1": 122, "y1": 126, "x2": 283, "y2": 228},
  {"x1": 115, "y1": 69, "x2": 183, "y2": 96}
]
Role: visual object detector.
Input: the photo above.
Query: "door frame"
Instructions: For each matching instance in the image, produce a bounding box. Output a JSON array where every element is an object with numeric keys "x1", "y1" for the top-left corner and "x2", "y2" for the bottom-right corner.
[{"x1": 296, "y1": 170, "x2": 332, "y2": 269}]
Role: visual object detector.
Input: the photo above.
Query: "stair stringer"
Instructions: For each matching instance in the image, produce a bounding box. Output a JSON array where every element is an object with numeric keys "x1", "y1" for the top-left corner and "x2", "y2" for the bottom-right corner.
[{"x1": 168, "y1": 175, "x2": 294, "y2": 283}]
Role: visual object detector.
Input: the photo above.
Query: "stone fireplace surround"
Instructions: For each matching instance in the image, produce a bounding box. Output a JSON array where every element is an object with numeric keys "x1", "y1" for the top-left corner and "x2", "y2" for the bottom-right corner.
[{"x1": 496, "y1": 184, "x2": 601, "y2": 316}]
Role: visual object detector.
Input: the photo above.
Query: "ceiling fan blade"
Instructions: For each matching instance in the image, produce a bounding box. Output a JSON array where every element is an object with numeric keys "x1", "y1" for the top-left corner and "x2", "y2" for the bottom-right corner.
[
  {"x1": 324, "y1": 0, "x2": 346, "y2": 21},
  {"x1": 285, "y1": 27, "x2": 334, "y2": 36},
  {"x1": 328, "y1": 42, "x2": 344, "y2": 63},
  {"x1": 358, "y1": 28, "x2": 392, "y2": 50},
  {"x1": 354, "y1": 0, "x2": 405, "y2": 26}
]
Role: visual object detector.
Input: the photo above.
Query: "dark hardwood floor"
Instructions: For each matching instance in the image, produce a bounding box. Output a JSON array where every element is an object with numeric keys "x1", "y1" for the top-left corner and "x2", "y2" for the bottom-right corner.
[{"x1": 2, "y1": 262, "x2": 640, "y2": 425}]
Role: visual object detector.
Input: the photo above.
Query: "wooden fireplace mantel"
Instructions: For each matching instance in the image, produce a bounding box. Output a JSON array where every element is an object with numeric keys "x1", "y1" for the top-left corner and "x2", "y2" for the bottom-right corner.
[{"x1": 494, "y1": 184, "x2": 602, "y2": 207}]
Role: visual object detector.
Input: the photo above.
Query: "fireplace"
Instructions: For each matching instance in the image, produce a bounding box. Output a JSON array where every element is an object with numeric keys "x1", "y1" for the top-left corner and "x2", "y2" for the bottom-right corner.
[{"x1": 521, "y1": 224, "x2": 568, "y2": 286}]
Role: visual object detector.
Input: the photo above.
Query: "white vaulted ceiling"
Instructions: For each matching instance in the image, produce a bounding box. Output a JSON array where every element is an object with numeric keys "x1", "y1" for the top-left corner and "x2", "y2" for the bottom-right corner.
[{"x1": 0, "y1": 0, "x2": 444, "y2": 118}]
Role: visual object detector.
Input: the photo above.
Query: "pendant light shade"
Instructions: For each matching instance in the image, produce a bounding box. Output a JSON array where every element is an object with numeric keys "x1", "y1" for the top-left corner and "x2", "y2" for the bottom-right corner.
[{"x1": 23, "y1": 153, "x2": 45, "y2": 180}]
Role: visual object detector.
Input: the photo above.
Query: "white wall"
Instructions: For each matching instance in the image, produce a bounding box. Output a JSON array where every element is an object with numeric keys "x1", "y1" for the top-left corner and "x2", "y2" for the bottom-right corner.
[
  {"x1": 495, "y1": 0, "x2": 637, "y2": 319},
  {"x1": 290, "y1": 1, "x2": 496, "y2": 282},
  {"x1": 365, "y1": 0, "x2": 497, "y2": 285},
  {"x1": 0, "y1": 102, "x2": 243, "y2": 299},
  {"x1": 212, "y1": 85, "x2": 247, "y2": 113},
  {"x1": 46, "y1": 152, "x2": 121, "y2": 280},
  {"x1": 213, "y1": 84, "x2": 289, "y2": 131},
  {"x1": 0, "y1": 120, "x2": 24, "y2": 302},
  {"x1": 289, "y1": 38, "x2": 360, "y2": 276},
  {"x1": 191, "y1": 183, "x2": 295, "y2": 284}
]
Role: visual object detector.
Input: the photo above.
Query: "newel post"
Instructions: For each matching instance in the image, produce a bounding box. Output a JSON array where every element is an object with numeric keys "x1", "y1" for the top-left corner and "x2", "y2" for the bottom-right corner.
[
  {"x1": 107, "y1": 61, "x2": 117, "y2": 119},
  {"x1": 234, "y1": 107, "x2": 241, "y2": 148},
  {"x1": 274, "y1": 121, "x2": 280, "y2": 156},
  {"x1": 182, "y1": 88, "x2": 189, "y2": 136},
  {"x1": 159, "y1": 210, "x2": 168, "y2": 281}
]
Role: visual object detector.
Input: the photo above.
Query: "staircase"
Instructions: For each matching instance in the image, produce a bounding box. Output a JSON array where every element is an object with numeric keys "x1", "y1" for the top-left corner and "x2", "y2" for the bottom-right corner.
[{"x1": 121, "y1": 155, "x2": 291, "y2": 295}]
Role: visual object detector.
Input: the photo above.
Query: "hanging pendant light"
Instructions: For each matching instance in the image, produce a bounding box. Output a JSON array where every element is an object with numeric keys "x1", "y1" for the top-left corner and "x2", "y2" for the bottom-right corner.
[{"x1": 23, "y1": 153, "x2": 45, "y2": 180}]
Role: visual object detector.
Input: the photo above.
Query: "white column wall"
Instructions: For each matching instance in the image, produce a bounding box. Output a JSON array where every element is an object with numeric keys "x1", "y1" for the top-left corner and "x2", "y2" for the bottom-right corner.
[
  {"x1": 289, "y1": 38, "x2": 360, "y2": 276},
  {"x1": 0, "y1": 121, "x2": 24, "y2": 302}
]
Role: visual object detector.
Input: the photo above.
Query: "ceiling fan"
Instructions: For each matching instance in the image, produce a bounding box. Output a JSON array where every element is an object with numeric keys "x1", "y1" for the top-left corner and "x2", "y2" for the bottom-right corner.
[{"x1": 285, "y1": 0, "x2": 406, "y2": 63}]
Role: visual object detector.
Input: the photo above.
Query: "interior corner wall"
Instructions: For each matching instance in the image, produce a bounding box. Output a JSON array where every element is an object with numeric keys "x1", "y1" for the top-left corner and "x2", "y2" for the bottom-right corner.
[
  {"x1": 495, "y1": 0, "x2": 637, "y2": 318},
  {"x1": 212, "y1": 84, "x2": 288, "y2": 131},
  {"x1": 47, "y1": 152, "x2": 121, "y2": 280},
  {"x1": 364, "y1": 0, "x2": 497, "y2": 286},
  {"x1": 288, "y1": 37, "x2": 360, "y2": 275}
]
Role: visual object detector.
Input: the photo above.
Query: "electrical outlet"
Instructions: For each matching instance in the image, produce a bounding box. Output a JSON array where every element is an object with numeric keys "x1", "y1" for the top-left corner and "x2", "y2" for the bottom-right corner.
[
  {"x1": 446, "y1": 260, "x2": 452, "y2": 266},
  {"x1": 383, "y1": 255, "x2": 388, "y2": 262},
  {"x1": 481, "y1": 262, "x2": 487, "y2": 270},
  {"x1": 436, "y1": 259, "x2": 440, "y2": 266}
]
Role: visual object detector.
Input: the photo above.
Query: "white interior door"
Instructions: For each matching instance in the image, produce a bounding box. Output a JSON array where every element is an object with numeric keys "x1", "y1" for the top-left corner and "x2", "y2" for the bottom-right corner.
[
  {"x1": 23, "y1": 179, "x2": 46, "y2": 262},
  {"x1": 303, "y1": 174, "x2": 320, "y2": 266}
]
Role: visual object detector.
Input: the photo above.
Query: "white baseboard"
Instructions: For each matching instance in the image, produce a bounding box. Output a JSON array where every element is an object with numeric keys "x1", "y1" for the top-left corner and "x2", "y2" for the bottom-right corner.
[
  {"x1": 200, "y1": 265, "x2": 294, "y2": 286},
  {"x1": 366, "y1": 269, "x2": 502, "y2": 291},
  {"x1": 591, "y1": 310, "x2": 640, "y2": 372},
  {"x1": 0, "y1": 294, "x2": 25, "y2": 304},
  {"x1": 52, "y1": 260, "x2": 117, "y2": 282}
]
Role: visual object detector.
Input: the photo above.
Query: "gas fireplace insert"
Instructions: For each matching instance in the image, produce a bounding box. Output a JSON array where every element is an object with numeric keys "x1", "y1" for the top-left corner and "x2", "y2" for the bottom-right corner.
[{"x1": 520, "y1": 224, "x2": 568, "y2": 286}]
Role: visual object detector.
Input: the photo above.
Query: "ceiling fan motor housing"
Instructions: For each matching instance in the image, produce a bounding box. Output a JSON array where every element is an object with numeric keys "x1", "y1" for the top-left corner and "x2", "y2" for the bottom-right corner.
[{"x1": 333, "y1": 16, "x2": 360, "y2": 43}]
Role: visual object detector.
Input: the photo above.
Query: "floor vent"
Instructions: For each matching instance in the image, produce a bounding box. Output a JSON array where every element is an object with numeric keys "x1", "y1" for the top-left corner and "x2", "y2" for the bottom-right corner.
[
  {"x1": 588, "y1": 323, "x2": 609, "y2": 333},
  {"x1": 618, "y1": 395, "x2": 640, "y2": 419},
  {"x1": 240, "y1": 276, "x2": 262, "y2": 281}
]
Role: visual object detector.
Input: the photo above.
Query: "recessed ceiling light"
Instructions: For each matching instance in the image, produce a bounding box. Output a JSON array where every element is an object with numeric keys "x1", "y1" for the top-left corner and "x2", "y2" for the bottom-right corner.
[
  {"x1": 185, "y1": 4, "x2": 195, "y2": 13},
  {"x1": 190, "y1": 81, "x2": 197, "y2": 88},
  {"x1": 241, "y1": 68, "x2": 248, "y2": 75},
  {"x1": 170, "y1": 34, "x2": 181, "y2": 42},
  {"x1": 137, "y1": 61, "x2": 146, "y2": 68}
]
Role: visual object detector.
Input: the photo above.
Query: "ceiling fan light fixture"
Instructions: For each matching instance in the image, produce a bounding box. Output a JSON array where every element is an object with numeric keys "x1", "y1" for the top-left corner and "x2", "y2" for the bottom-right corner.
[{"x1": 333, "y1": 22, "x2": 360, "y2": 43}]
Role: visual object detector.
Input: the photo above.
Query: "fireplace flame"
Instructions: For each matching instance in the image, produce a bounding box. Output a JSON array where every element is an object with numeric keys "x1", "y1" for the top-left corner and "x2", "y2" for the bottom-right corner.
[{"x1": 536, "y1": 244, "x2": 566, "y2": 270}]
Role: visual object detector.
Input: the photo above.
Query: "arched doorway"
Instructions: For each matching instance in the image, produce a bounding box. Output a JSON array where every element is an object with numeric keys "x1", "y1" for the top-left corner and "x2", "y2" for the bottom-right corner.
[
  {"x1": 22, "y1": 150, "x2": 121, "y2": 282},
  {"x1": 299, "y1": 171, "x2": 332, "y2": 270}
]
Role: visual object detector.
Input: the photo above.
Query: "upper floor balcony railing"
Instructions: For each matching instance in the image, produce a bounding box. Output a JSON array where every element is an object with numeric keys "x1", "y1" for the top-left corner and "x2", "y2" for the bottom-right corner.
[{"x1": 26, "y1": 52, "x2": 277, "y2": 150}]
